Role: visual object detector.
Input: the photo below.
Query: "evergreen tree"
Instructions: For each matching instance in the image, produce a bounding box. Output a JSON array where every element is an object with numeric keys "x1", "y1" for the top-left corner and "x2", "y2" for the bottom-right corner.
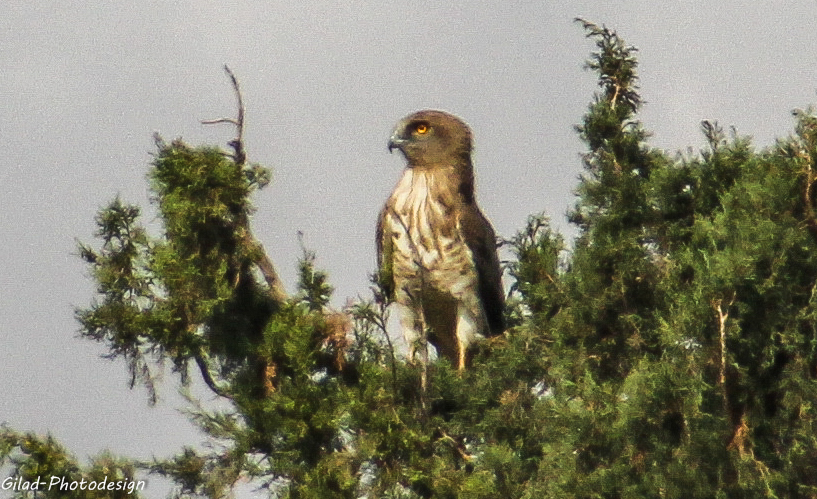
[
  {"x1": 527, "y1": 20, "x2": 817, "y2": 498},
  {"x1": 0, "y1": 426, "x2": 144, "y2": 498},
  {"x1": 4, "y1": 22, "x2": 817, "y2": 499}
]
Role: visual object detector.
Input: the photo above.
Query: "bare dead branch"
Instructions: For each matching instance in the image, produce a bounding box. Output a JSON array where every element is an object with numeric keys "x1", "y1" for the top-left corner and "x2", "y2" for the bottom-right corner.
[
  {"x1": 799, "y1": 147, "x2": 817, "y2": 242},
  {"x1": 201, "y1": 65, "x2": 289, "y2": 303},
  {"x1": 243, "y1": 231, "x2": 288, "y2": 302},
  {"x1": 437, "y1": 429, "x2": 473, "y2": 461},
  {"x1": 202, "y1": 65, "x2": 246, "y2": 166},
  {"x1": 201, "y1": 118, "x2": 240, "y2": 126},
  {"x1": 715, "y1": 292, "x2": 749, "y2": 452},
  {"x1": 195, "y1": 353, "x2": 233, "y2": 399},
  {"x1": 610, "y1": 82, "x2": 620, "y2": 111},
  {"x1": 714, "y1": 294, "x2": 735, "y2": 388}
]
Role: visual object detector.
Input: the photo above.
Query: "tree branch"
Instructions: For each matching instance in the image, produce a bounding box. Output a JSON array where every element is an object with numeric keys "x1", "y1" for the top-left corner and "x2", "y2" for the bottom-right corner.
[
  {"x1": 715, "y1": 292, "x2": 751, "y2": 454},
  {"x1": 714, "y1": 294, "x2": 734, "y2": 388},
  {"x1": 801, "y1": 147, "x2": 817, "y2": 242},
  {"x1": 194, "y1": 353, "x2": 232, "y2": 399},
  {"x1": 202, "y1": 65, "x2": 288, "y2": 302},
  {"x1": 243, "y1": 231, "x2": 288, "y2": 302},
  {"x1": 202, "y1": 65, "x2": 246, "y2": 166},
  {"x1": 200, "y1": 117, "x2": 240, "y2": 126}
]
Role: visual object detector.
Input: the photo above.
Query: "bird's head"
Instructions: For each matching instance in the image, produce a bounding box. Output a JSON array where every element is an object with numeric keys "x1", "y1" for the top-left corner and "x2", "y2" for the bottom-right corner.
[{"x1": 388, "y1": 110, "x2": 473, "y2": 169}]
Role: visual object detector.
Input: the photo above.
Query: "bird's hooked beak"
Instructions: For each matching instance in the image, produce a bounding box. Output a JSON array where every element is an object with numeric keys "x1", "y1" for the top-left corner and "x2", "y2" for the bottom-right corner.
[{"x1": 388, "y1": 129, "x2": 408, "y2": 154}]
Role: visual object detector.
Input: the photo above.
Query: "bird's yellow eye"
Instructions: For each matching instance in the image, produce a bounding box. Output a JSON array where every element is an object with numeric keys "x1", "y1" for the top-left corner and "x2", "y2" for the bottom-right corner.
[{"x1": 415, "y1": 123, "x2": 429, "y2": 134}]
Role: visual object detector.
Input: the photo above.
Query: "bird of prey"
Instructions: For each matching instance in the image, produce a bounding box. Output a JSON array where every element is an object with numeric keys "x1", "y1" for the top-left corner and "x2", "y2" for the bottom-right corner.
[{"x1": 377, "y1": 110, "x2": 504, "y2": 371}]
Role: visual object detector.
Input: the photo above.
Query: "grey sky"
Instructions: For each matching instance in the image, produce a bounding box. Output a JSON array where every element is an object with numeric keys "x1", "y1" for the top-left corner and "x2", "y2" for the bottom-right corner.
[{"x1": 2, "y1": 2, "x2": 816, "y2": 496}]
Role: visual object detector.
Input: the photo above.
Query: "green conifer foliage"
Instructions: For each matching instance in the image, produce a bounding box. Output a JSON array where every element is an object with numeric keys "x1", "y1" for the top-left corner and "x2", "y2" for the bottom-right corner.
[
  {"x1": 0, "y1": 427, "x2": 143, "y2": 499},
  {"x1": 5, "y1": 21, "x2": 817, "y2": 499},
  {"x1": 528, "y1": 20, "x2": 817, "y2": 498}
]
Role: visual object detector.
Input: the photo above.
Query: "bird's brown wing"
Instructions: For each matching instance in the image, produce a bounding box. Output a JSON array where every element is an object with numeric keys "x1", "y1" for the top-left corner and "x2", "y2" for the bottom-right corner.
[
  {"x1": 375, "y1": 204, "x2": 396, "y2": 301},
  {"x1": 459, "y1": 204, "x2": 505, "y2": 335}
]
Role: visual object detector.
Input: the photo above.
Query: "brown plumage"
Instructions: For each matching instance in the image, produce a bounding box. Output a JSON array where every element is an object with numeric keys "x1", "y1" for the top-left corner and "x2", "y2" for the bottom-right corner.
[{"x1": 377, "y1": 110, "x2": 504, "y2": 370}]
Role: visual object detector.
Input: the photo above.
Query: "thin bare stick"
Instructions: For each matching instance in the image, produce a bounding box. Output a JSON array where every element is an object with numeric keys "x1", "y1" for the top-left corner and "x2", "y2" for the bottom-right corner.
[
  {"x1": 610, "y1": 82, "x2": 620, "y2": 110},
  {"x1": 201, "y1": 117, "x2": 240, "y2": 126},
  {"x1": 202, "y1": 65, "x2": 246, "y2": 166},
  {"x1": 195, "y1": 353, "x2": 232, "y2": 399},
  {"x1": 800, "y1": 148, "x2": 817, "y2": 242},
  {"x1": 202, "y1": 65, "x2": 288, "y2": 302},
  {"x1": 714, "y1": 294, "x2": 734, "y2": 387},
  {"x1": 715, "y1": 292, "x2": 738, "y2": 442},
  {"x1": 245, "y1": 232, "x2": 288, "y2": 302},
  {"x1": 437, "y1": 429, "x2": 473, "y2": 461}
]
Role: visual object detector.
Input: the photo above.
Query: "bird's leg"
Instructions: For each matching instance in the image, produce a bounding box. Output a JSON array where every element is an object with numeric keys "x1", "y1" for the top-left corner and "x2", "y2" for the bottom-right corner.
[
  {"x1": 396, "y1": 299, "x2": 421, "y2": 363},
  {"x1": 398, "y1": 295, "x2": 429, "y2": 407},
  {"x1": 455, "y1": 303, "x2": 480, "y2": 372},
  {"x1": 402, "y1": 318, "x2": 430, "y2": 411},
  {"x1": 419, "y1": 333, "x2": 429, "y2": 409},
  {"x1": 415, "y1": 306, "x2": 430, "y2": 410}
]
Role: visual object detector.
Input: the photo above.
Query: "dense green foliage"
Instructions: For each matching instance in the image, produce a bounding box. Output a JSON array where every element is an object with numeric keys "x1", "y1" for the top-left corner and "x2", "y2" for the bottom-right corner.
[
  {"x1": 4, "y1": 19, "x2": 817, "y2": 498},
  {"x1": 0, "y1": 427, "x2": 143, "y2": 498}
]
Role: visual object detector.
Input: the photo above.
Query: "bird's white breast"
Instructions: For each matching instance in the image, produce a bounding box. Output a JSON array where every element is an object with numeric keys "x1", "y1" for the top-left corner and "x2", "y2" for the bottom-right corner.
[{"x1": 386, "y1": 169, "x2": 478, "y2": 298}]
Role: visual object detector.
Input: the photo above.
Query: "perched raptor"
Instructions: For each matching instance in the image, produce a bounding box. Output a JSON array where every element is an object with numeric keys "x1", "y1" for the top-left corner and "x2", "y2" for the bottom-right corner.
[{"x1": 377, "y1": 110, "x2": 505, "y2": 370}]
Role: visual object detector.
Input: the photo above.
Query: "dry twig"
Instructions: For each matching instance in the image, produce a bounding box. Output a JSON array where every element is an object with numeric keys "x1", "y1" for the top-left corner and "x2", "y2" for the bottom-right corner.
[{"x1": 202, "y1": 65, "x2": 287, "y2": 302}]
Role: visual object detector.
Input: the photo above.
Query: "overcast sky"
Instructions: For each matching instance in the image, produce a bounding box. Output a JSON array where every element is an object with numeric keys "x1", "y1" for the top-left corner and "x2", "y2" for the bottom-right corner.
[{"x1": 2, "y1": 2, "x2": 817, "y2": 497}]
